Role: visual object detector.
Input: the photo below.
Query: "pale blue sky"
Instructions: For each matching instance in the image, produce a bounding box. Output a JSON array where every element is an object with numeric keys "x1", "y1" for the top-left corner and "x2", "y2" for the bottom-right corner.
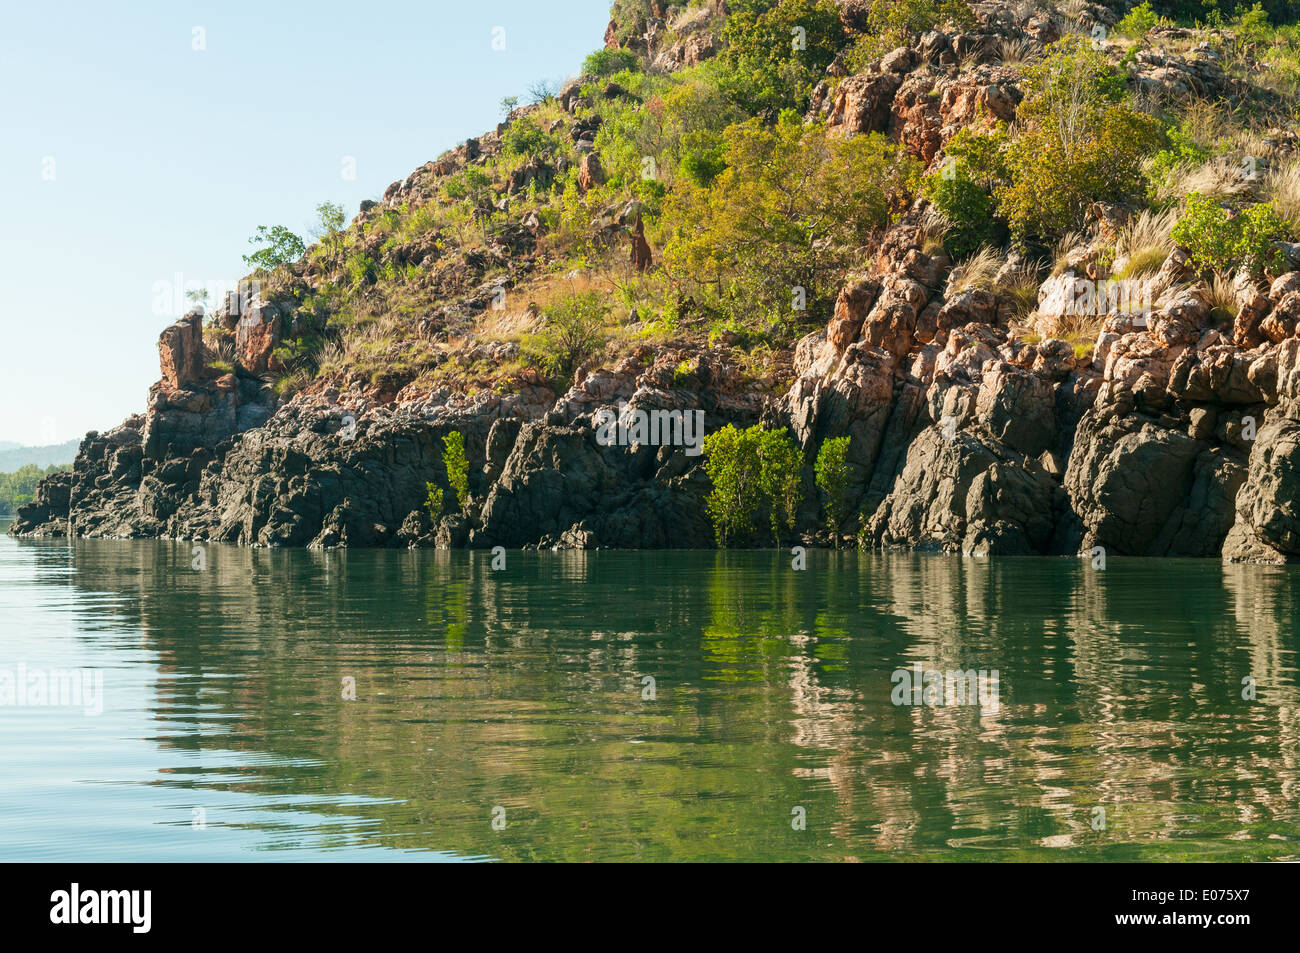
[{"x1": 0, "y1": 0, "x2": 610, "y2": 446}]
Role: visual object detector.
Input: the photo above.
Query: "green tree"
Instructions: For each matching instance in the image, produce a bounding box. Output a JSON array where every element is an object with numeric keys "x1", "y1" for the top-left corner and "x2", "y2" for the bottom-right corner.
[
  {"x1": 424, "y1": 482, "x2": 444, "y2": 521},
  {"x1": 756, "y1": 427, "x2": 802, "y2": 545},
  {"x1": 0, "y1": 464, "x2": 69, "y2": 515},
  {"x1": 315, "y1": 201, "x2": 346, "y2": 234},
  {"x1": 814, "y1": 436, "x2": 852, "y2": 537},
  {"x1": 662, "y1": 116, "x2": 919, "y2": 330},
  {"x1": 954, "y1": 36, "x2": 1166, "y2": 246},
  {"x1": 317, "y1": 201, "x2": 348, "y2": 232},
  {"x1": 718, "y1": 0, "x2": 846, "y2": 116},
  {"x1": 703, "y1": 424, "x2": 804, "y2": 546},
  {"x1": 313, "y1": 201, "x2": 348, "y2": 268},
  {"x1": 243, "y1": 225, "x2": 305, "y2": 271},
  {"x1": 442, "y1": 431, "x2": 470, "y2": 511},
  {"x1": 703, "y1": 424, "x2": 765, "y2": 546}
]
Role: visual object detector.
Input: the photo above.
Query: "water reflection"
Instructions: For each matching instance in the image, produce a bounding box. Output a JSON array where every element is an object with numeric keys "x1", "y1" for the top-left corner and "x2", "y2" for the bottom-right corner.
[{"x1": 2, "y1": 530, "x2": 1298, "y2": 861}]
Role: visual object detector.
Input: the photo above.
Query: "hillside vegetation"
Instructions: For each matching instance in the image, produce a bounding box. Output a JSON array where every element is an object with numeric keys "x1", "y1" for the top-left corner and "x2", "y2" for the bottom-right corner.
[{"x1": 219, "y1": 0, "x2": 1300, "y2": 405}]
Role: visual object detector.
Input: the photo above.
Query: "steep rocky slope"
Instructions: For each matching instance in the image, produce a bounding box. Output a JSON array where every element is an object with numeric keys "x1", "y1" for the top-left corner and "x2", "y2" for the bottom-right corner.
[{"x1": 15, "y1": 0, "x2": 1300, "y2": 561}]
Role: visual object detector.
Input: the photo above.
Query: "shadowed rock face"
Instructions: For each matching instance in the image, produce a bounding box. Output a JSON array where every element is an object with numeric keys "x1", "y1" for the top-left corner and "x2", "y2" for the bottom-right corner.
[
  {"x1": 13, "y1": 1, "x2": 1300, "y2": 560},
  {"x1": 865, "y1": 425, "x2": 1062, "y2": 556},
  {"x1": 1222, "y1": 340, "x2": 1300, "y2": 563},
  {"x1": 10, "y1": 316, "x2": 758, "y2": 549}
]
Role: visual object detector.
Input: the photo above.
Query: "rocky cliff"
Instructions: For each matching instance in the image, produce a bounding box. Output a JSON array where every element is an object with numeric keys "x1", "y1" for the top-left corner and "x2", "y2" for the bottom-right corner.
[{"x1": 14, "y1": 0, "x2": 1300, "y2": 562}]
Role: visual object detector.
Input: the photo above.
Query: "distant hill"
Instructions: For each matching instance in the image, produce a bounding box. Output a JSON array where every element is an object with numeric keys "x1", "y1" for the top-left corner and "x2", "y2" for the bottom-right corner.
[{"x1": 0, "y1": 440, "x2": 80, "y2": 473}]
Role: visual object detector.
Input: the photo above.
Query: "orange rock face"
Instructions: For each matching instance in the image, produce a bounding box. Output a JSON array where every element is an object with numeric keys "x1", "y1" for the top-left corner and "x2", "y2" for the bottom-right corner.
[
  {"x1": 236, "y1": 309, "x2": 282, "y2": 376},
  {"x1": 827, "y1": 278, "x2": 879, "y2": 352},
  {"x1": 577, "y1": 153, "x2": 606, "y2": 192},
  {"x1": 158, "y1": 311, "x2": 204, "y2": 389},
  {"x1": 826, "y1": 72, "x2": 903, "y2": 137}
]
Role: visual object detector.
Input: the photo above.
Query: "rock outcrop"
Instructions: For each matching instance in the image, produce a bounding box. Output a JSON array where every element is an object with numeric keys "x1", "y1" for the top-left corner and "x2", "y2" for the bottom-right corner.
[
  {"x1": 11, "y1": 311, "x2": 759, "y2": 549},
  {"x1": 14, "y1": 0, "x2": 1300, "y2": 565}
]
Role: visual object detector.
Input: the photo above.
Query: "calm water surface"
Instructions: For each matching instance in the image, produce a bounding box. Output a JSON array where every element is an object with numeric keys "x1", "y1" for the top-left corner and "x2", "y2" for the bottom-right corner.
[{"x1": 2, "y1": 520, "x2": 1299, "y2": 861}]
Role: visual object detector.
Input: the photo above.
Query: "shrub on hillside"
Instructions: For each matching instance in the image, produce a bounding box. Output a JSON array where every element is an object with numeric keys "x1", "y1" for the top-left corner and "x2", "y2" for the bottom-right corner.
[
  {"x1": 604, "y1": 0, "x2": 659, "y2": 48},
  {"x1": 502, "y1": 118, "x2": 559, "y2": 162},
  {"x1": 718, "y1": 0, "x2": 845, "y2": 116},
  {"x1": 522, "y1": 291, "x2": 611, "y2": 384},
  {"x1": 1144, "y1": 121, "x2": 1213, "y2": 202},
  {"x1": 678, "y1": 131, "x2": 728, "y2": 186},
  {"x1": 924, "y1": 166, "x2": 1000, "y2": 259},
  {"x1": 591, "y1": 68, "x2": 741, "y2": 187},
  {"x1": 583, "y1": 48, "x2": 640, "y2": 79},
  {"x1": 1118, "y1": 2, "x2": 1169, "y2": 37},
  {"x1": 1171, "y1": 193, "x2": 1290, "y2": 275},
  {"x1": 952, "y1": 36, "x2": 1166, "y2": 246},
  {"x1": 661, "y1": 115, "x2": 920, "y2": 334}
]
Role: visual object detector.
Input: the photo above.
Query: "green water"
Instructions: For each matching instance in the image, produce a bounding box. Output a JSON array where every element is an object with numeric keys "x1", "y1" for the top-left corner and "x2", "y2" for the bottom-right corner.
[{"x1": 2, "y1": 522, "x2": 1299, "y2": 862}]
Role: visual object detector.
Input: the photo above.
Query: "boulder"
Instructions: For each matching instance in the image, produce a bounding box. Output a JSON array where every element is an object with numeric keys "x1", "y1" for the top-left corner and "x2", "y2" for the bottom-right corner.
[
  {"x1": 577, "y1": 153, "x2": 606, "y2": 191},
  {"x1": 825, "y1": 71, "x2": 903, "y2": 136}
]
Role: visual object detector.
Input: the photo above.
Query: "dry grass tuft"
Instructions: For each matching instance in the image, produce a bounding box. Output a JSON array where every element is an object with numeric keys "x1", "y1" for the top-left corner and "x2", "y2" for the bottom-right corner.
[
  {"x1": 946, "y1": 246, "x2": 1004, "y2": 295},
  {"x1": 916, "y1": 206, "x2": 950, "y2": 257},
  {"x1": 998, "y1": 264, "x2": 1043, "y2": 325},
  {"x1": 1266, "y1": 159, "x2": 1300, "y2": 233},
  {"x1": 946, "y1": 246, "x2": 1043, "y2": 326},
  {"x1": 1205, "y1": 272, "x2": 1241, "y2": 325},
  {"x1": 998, "y1": 37, "x2": 1039, "y2": 66},
  {"x1": 1114, "y1": 207, "x2": 1179, "y2": 278},
  {"x1": 1050, "y1": 230, "x2": 1089, "y2": 277},
  {"x1": 1162, "y1": 158, "x2": 1253, "y2": 203}
]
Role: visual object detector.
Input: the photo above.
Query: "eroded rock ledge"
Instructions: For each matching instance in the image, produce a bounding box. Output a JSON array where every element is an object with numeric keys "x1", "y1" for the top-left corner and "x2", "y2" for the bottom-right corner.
[{"x1": 15, "y1": 223, "x2": 1300, "y2": 561}]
